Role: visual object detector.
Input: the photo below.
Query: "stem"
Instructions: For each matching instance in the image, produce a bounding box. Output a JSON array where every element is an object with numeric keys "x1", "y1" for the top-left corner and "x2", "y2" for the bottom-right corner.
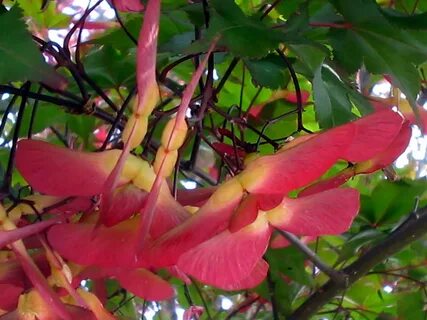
[
  {"x1": 113, "y1": 6, "x2": 138, "y2": 45},
  {"x1": 260, "y1": 0, "x2": 282, "y2": 19},
  {"x1": 49, "y1": 126, "x2": 69, "y2": 147},
  {"x1": 245, "y1": 86, "x2": 263, "y2": 119},
  {"x1": 412, "y1": 0, "x2": 420, "y2": 14},
  {"x1": 172, "y1": 150, "x2": 182, "y2": 198},
  {"x1": 159, "y1": 54, "x2": 199, "y2": 83},
  {"x1": 266, "y1": 270, "x2": 280, "y2": 320},
  {"x1": 368, "y1": 271, "x2": 426, "y2": 286},
  {"x1": 191, "y1": 280, "x2": 212, "y2": 320},
  {"x1": 194, "y1": 28, "x2": 205, "y2": 93},
  {"x1": 40, "y1": 83, "x2": 84, "y2": 103},
  {"x1": 0, "y1": 92, "x2": 19, "y2": 138},
  {"x1": 211, "y1": 104, "x2": 280, "y2": 149},
  {"x1": 188, "y1": 132, "x2": 201, "y2": 171},
  {"x1": 215, "y1": 57, "x2": 239, "y2": 95},
  {"x1": 2, "y1": 82, "x2": 31, "y2": 197},
  {"x1": 27, "y1": 86, "x2": 42, "y2": 138},
  {"x1": 0, "y1": 85, "x2": 118, "y2": 125},
  {"x1": 63, "y1": 0, "x2": 103, "y2": 58},
  {"x1": 276, "y1": 230, "x2": 347, "y2": 285},
  {"x1": 99, "y1": 87, "x2": 136, "y2": 151},
  {"x1": 202, "y1": 0, "x2": 210, "y2": 27},
  {"x1": 276, "y1": 49, "x2": 304, "y2": 131},
  {"x1": 183, "y1": 284, "x2": 194, "y2": 306},
  {"x1": 309, "y1": 22, "x2": 352, "y2": 29},
  {"x1": 79, "y1": 71, "x2": 118, "y2": 112}
]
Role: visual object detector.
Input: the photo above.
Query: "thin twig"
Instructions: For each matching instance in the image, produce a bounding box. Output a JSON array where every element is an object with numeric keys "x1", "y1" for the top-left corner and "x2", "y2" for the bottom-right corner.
[
  {"x1": 99, "y1": 87, "x2": 136, "y2": 151},
  {"x1": 113, "y1": 6, "x2": 138, "y2": 45},
  {"x1": 27, "y1": 86, "x2": 42, "y2": 139},
  {"x1": 212, "y1": 105, "x2": 280, "y2": 149},
  {"x1": 215, "y1": 57, "x2": 239, "y2": 95},
  {"x1": 49, "y1": 126, "x2": 69, "y2": 147},
  {"x1": 63, "y1": 0, "x2": 103, "y2": 58},
  {"x1": 159, "y1": 54, "x2": 199, "y2": 82},
  {"x1": 2, "y1": 82, "x2": 31, "y2": 197},
  {"x1": 224, "y1": 296, "x2": 259, "y2": 320},
  {"x1": 0, "y1": 85, "x2": 118, "y2": 125},
  {"x1": 266, "y1": 270, "x2": 280, "y2": 320},
  {"x1": 276, "y1": 229, "x2": 348, "y2": 285},
  {"x1": 191, "y1": 281, "x2": 212, "y2": 320},
  {"x1": 183, "y1": 284, "x2": 194, "y2": 306},
  {"x1": 368, "y1": 271, "x2": 426, "y2": 286},
  {"x1": 0, "y1": 91, "x2": 19, "y2": 138},
  {"x1": 260, "y1": 0, "x2": 283, "y2": 19},
  {"x1": 276, "y1": 49, "x2": 305, "y2": 131}
]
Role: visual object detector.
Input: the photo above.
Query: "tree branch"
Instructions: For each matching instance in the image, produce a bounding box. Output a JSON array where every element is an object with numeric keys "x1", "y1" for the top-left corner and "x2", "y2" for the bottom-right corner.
[{"x1": 288, "y1": 206, "x2": 427, "y2": 320}]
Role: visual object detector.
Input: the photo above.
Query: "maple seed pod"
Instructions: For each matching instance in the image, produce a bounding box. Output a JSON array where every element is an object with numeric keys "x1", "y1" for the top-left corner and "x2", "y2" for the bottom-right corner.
[
  {"x1": 237, "y1": 163, "x2": 267, "y2": 192},
  {"x1": 126, "y1": 157, "x2": 157, "y2": 191},
  {"x1": 161, "y1": 118, "x2": 188, "y2": 151},
  {"x1": 153, "y1": 147, "x2": 178, "y2": 177},
  {"x1": 207, "y1": 178, "x2": 244, "y2": 208},
  {"x1": 122, "y1": 115, "x2": 148, "y2": 149},
  {"x1": 136, "y1": 85, "x2": 161, "y2": 117}
]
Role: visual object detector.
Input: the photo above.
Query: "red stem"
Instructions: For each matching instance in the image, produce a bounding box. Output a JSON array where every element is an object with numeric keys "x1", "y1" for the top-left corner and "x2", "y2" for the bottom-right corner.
[{"x1": 309, "y1": 22, "x2": 352, "y2": 29}]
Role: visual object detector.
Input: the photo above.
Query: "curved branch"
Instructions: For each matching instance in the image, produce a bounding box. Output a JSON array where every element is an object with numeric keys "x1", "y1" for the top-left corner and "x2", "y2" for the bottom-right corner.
[
  {"x1": 289, "y1": 206, "x2": 427, "y2": 320},
  {"x1": 0, "y1": 84, "x2": 117, "y2": 125}
]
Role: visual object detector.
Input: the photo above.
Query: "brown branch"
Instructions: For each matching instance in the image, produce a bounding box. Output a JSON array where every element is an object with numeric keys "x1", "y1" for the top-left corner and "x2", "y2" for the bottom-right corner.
[{"x1": 288, "y1": 206, "x2": 427, "y2": 319}]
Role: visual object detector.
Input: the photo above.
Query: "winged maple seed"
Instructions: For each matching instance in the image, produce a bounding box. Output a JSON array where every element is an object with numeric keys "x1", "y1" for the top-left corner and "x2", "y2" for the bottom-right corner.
[{"x1": 0, "y1": 0, "x2": 412, "y2": 319}]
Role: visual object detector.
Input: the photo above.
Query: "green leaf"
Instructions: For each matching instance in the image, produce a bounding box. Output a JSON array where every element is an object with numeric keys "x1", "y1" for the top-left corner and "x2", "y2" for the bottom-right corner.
[
  {"x1": 330, "y1": 28, "x2": 422, "y2": 104},
  {"x1": 92, "y1": 9, "x2": 192, "y2": 53},
  {"x1": 67, "y1": 114, "x2": 96, "y2": 145},
  {"x1": 313, "y1": 65, "x2": 357, "y2": 128},
  {"x1": 190, "y1": 0, "x2": 283, "y2": 58},
  {"x1": 91, "y1": 17, "x2": 140, "y2": 52},
  {"x1": 181, "y1": 2, "x2": 205, "y2": 27},
  {"x1": 337, "y1": 229, "x2": 386, "y2": 263},
  {"x1": 84, "y1": 46, "x2": 136, "y2": 88},
  {"x1": 275, "y1": 0, "x2": 306, "y2": 19},
  {"x1": 381, "y1": 9, "x2": 427, "y2": 29},
  {"x1": 17, "y1": 0, "x2": 71, "y2": 29},
  {"x1": 360, "y1": 179, "x2": 427, "y2": 226},
  {"x1": 244, "y1": 54, "x2": 291, "y2": 89},
  {"x1": 266, "y1": 246, "x2": 313, "y2": 286},
  {"x1": 289, "y1": 44, "x2": 328, "y2": 77},
  {"x1": 330, "y1": 0, "x2": 427, "y2": 113},
  {"x1": 20, "y1": 103, "x2": 67, "y2": 138},
  {"x1": 255, "y1": 278, "x2": 298, "y2": 316},
  {"x1": 346, "y1": 274, "x2": 383, "y2": 306},
  {"x1": 159, "y1": 9, "x2": 193, "y2": 45},
  {"x1": 397, "y1": 292, "x2": 425, "y2": 320},
  {"x1": 394, "y1": 0, "x2": 427, "y2": 12},
  {"x1": 312, "y1": 66, "x2": 332, "y2": 128},
  {"x1": 0, "y1": 6, "x2": 65, "y2": 88}
]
